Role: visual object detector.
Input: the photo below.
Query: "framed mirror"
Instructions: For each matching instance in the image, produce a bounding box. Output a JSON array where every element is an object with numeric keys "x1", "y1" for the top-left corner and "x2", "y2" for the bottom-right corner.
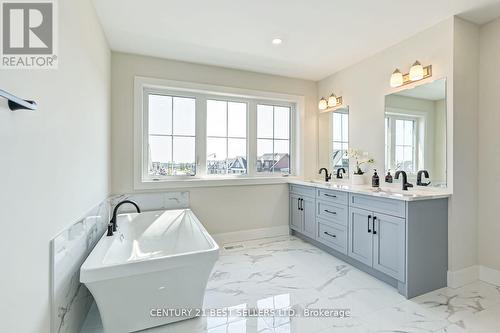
[{"x1": 384, "y1": 78, "x2": 447, "y2": 187}]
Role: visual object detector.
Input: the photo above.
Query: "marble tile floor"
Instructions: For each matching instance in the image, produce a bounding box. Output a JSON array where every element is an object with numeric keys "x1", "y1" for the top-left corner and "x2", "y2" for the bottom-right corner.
[{"x1": 81, "y1": 236, "x2": 500, "y2": 333}]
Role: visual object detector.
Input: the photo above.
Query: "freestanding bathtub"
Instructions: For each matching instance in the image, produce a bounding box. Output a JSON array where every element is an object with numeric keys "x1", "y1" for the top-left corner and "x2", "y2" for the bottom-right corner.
[{"x1": 80, "y1": 209, "x2": 219, "y2": 333}]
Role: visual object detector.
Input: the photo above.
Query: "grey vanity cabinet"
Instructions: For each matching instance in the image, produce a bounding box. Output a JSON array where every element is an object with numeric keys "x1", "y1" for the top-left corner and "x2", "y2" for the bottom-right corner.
[
  {"x1": 289, "y1": 186, "x2": 316, "y2": 239},
  {"x1": 372, "y1": 213, "x2": 406, "y2": 282},
  {"x1": 302, "y1": 197, "x2": 316, "y2": 238},
  {"x1": 290, "y1": 183, "x2": 449, "y2": 299},
  {"x1": 348, "y1": 207, "x2": 373, "y2": 267},
  {"x1": 348, "y1": 206, "x2": 406, "y2": 282},
  {"x1": 290, "y1": 193, "x2": 303, "y2": 231}
]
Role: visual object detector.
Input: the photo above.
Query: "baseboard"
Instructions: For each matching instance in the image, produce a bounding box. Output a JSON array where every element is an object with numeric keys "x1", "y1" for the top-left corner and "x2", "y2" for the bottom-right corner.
[
  {"x1": 479, "y1": 265, "x2": 500, "y2": 287},
  {"x1": 213, "y1": 225, "x2": 289, "y2": 245},
  {"x1": 447, "y1": 265, "x2": 479, "y2": 288}
]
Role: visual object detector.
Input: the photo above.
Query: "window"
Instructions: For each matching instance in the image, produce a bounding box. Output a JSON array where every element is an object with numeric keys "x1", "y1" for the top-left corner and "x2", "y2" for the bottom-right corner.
[
  {"x1": 147, "y1": 94, "x2": 196, "y2": 176},
  {"x1": 206, "y1": 100, "x2": 247, "y2": 175},
  {"x1": 332, "y1": 112, "x2": 349, "y2": 172},
  {"x1": 385, "y1": 116, "x2": 417, "y2": 173},
  {"x1": 257, "y1": 104, "x2": 291, "y2": 174},
  {"x1": 137, "y1": 78, "x2": 298, "y2": 185}
]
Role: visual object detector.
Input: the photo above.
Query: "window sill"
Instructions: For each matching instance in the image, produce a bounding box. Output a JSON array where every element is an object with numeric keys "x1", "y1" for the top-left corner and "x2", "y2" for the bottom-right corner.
[{"x1": 134, "y1": 176, "x2": 298, "y2": 190}]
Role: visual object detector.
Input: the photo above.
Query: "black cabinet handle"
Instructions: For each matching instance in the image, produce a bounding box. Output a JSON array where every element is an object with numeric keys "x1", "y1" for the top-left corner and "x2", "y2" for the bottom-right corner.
[
  {"x1": 324, "y1": 231, "x2": 336, "y2": 238},
  {"x1": 373, "y1": 216, "x2": 377, "y2": 235},
  {"x1": 324, "y1": 209, "x2": 337, "y2": 215},
  {"x1": 367, "y1": 215, "x2": 372, "y2": 233},
  {"x1": 324, "y1": 193, "x2": 337, "y2": 198},
  {"x1": 300, "y1": 198, "x2": 304, "y2": 211}
]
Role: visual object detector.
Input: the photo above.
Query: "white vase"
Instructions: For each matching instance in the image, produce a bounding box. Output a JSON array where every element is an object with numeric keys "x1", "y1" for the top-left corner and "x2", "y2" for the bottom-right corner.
[{"x1": 351, "y1": 174, "x2": 365, "y2": 185}]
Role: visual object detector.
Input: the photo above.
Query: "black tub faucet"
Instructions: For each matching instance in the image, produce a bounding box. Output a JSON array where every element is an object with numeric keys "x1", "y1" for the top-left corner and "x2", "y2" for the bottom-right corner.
[
  {"x1": 417, "y1": 170, "x2": 431, "y2": 186},
  {"x1": 336, "y1": 168, "x2": 346, "y2": 179},
  {"x1": 395, "y1": 171, "x2": 414, "y2": 191},
  {"x1": 318, "y1": 168, "x2": 331, "y2": 182},
  {"x1": 109, "y1": 200, "x2": 141, "y2": 232}
]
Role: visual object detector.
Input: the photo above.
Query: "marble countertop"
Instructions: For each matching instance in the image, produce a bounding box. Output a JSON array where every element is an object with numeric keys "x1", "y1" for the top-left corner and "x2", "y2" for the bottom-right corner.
[{"x1": 288, "y1": 179, "x2": 452, "y2": 202}]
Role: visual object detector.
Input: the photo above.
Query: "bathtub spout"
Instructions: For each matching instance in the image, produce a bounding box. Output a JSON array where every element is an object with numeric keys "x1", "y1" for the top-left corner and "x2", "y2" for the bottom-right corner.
[{"x1": 110, "y1": 200, "x2": 141, "y2": 231}]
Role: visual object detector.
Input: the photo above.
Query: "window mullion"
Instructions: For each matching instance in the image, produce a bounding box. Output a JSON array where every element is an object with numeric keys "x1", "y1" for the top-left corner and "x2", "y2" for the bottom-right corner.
[
  {"x1": 196, "y1": 96, "x2": 207, "y2": 176},
  {"x1": 247, "y1": 101, "x2": 257, "y2": 176}
]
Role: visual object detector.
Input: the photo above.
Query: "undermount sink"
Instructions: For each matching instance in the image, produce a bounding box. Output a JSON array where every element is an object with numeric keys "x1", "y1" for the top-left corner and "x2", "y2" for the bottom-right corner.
[
  {"x1": 309, "y1": 179, "x2": 349, "y2": 186},
  {"x1": 376, "y1": 189, "x2": 417, "y2": 197}
]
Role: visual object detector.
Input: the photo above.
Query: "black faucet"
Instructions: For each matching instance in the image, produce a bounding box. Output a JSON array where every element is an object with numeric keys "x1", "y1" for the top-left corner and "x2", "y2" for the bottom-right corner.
[
  {"x1": 394, "y1": 171, "x2": 414, "y2": 191},
  {"x1": 318, "y1": 168, "x2": 331, "y2": 182},
  {"x1": 417, "y1": 170, "x2": 431, "y2": 186},
  {"x1": 109, "y1": 200, "x2": 141, "y2": 232},
  {"x1": 336, "y1": 168, "x2": 346, "y2": 179}
]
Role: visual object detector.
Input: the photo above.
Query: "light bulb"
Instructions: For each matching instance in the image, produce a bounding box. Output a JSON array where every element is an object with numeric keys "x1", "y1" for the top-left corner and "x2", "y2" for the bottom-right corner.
[
  {"x1": 318, "y1": 97, "x2": 328, "y2": 111},
  {"x1": 409, "y1": 61, "x2": 424, "y2": 81},
  {"x1": 390, "y1": 69, "x2": 403, "y2": 87},
  {"x1": 327, "y1": 94, "x2": 337, "y2": 107}
]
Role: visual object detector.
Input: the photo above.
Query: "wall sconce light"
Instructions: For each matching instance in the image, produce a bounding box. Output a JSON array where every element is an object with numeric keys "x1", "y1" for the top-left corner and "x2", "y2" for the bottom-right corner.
[
  {"x1": 318, "y1": 93, "x2": 343, "y2": 112},
  {"x1": 390, "y1": 69, "x2": 403, "y2": 88},
  {"x1": 390, "y1": 60, "x2": 432, "y2": 88},
  {"x1": 318, "y1": 97, "x2": 328, "y2": 111}
]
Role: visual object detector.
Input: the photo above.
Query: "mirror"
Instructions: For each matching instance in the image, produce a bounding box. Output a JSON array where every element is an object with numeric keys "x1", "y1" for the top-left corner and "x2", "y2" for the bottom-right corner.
[
  {"x1": 384, "y1": 78, "x2": 447, "y2": 187},
  {"x1": 318, "y1": 106, "x2": 350, "y2": 177}
]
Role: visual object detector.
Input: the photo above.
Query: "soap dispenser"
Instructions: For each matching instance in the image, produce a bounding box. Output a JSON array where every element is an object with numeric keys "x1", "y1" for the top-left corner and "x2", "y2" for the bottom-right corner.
[
  {"x1": 372, "y1": 169, "x2": 380, "y2": 188},
  {"x1": 385, "y1": 170, "x2": 393, "y2": 183}
]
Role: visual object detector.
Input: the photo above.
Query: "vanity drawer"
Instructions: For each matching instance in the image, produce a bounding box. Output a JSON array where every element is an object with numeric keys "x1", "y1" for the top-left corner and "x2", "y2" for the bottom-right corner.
[
  {"x1": 317, "y1": 221, "x2": 347, "y2": 254},
  {"x1": 289, "y1": 184, "x2": 315, "y2": 198},
  {"x1": 316, "y1": 188, "x2": 348, "y2": 205},
  {"x1": 350, "y1": 194, "x2": 406, "y2": 218},
  {"x1": 317, "y1": 200, "x2": 348, "y2": 226}
]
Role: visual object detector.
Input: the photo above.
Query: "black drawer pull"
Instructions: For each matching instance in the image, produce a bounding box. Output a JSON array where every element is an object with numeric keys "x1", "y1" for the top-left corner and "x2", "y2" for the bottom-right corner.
[
  {"x1": 324, "y1": 231, "x2": 336, "y2": 238},
  {"x1": 367, "y1": 215, "x2": 372, "y2": 233},
  {"x1": 324, "y1": 193, "x2": 337, "y2": 198},
  {"x1": 373, "y1": 216, "x2": 377, "y2": 235},
  {"x1": 324, "y1": 209, "x2": 337, "y2": 215}
]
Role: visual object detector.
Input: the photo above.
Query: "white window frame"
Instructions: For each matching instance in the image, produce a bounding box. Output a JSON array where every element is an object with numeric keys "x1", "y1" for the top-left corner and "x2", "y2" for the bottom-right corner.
[
  {"x1": 134, "y1": 76, "x2": 303, "y2": 189},
  {"x1": 330, "y1": 111, "x2": 349, "y2": 172},
  {"x1": 385, "y1": 111, "x2": 421, "y2": 174}
]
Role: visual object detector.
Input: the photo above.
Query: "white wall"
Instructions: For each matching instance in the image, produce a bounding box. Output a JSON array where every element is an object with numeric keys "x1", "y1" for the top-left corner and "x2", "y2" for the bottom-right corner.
[
  {"x1": 450, "y1": 17, "x2": 480, "y2": 273},
  {"x1": 111, "y1": 52, "x2": 317, "y2": 234},
  {"x1": 478, "y1": 17, "x2": 500, "y2": 272},
  {"x1": 317, "y1": 17, "x2": 481, "y2": 273},
  {"x1": 0, "y1": 1, "x2": 111, "y2": 332}
]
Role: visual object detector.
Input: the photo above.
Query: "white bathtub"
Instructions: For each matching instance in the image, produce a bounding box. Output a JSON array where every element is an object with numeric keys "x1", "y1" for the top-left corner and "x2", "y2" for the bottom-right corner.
[{"x1": 80, "y1": 209, "x2": 219, "y2": 333}]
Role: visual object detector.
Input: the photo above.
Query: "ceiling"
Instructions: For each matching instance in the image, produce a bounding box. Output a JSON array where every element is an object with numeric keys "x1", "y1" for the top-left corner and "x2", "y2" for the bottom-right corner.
[
  {"x1": 395, "y1": 79, "x2": 446, "y2": 101},
  {"x1": 92, "y1": 0, "x2": 500, "y2": 81}
]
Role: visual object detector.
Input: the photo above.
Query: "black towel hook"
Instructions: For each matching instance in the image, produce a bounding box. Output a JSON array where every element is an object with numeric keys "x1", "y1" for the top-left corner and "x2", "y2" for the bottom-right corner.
[{"x1": 0, "y1": 89, "x2": 37, "y2": 111}]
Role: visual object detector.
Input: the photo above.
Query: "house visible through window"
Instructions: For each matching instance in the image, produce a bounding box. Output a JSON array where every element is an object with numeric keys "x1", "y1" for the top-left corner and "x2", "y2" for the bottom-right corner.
[
  {"x1": 206, "y1": 100, "x2": 247, "y2": 175},
  {"x1": 332, "y1": 112, "x2": 349, "y2": 172},
  {"x1": 385, "y1": 116, "x2": 417, "y2": 173},
  {"x1": 148, "y1": 94, "x2": 196, "y2": 176},
  {"x1": 256, "y1": 104, "x2": 291, "y2": 174}
]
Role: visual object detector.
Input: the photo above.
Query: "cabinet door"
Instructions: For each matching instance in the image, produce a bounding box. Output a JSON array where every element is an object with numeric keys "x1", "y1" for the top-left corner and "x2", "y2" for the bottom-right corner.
[
  {"x1": 289, "y1": 194, "x2": 303, "y2": 231},
  {"x1": 348, "y1": 207, "x2": 373, "y2": 267},
  {"x1": 302, "y1": 196, "x2": 316, "y2": 238},
  {"x1": 373, "y1": 213, "x2": 406, "y2": 282}
]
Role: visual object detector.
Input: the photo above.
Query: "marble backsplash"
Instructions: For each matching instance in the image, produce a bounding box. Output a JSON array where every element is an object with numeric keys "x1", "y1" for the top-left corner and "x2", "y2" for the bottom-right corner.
[{"x1": 50, "y1": 191, "x2": 189, "y2": 333}]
